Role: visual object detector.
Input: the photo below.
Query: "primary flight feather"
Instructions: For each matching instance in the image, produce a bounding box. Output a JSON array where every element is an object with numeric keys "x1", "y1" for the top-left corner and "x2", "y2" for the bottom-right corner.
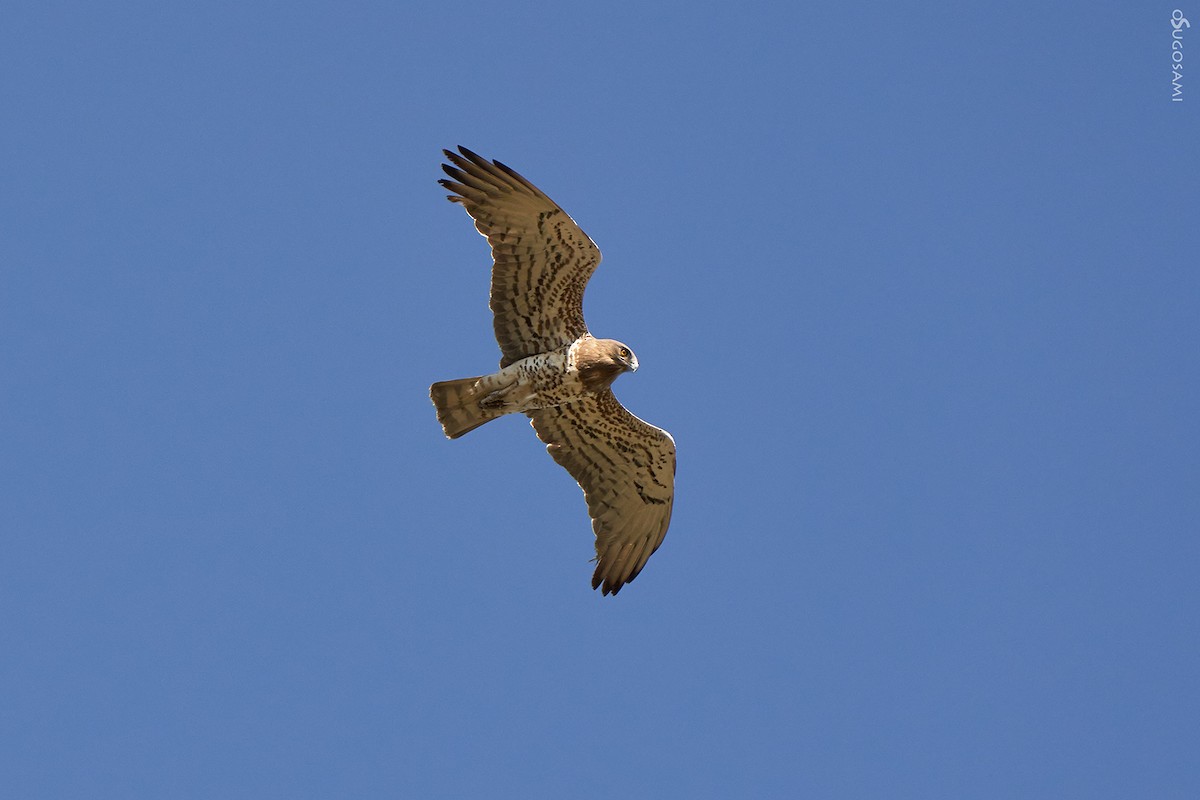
[{"x1": 429, "y1": 146, "x2": 676, "y2": 596}]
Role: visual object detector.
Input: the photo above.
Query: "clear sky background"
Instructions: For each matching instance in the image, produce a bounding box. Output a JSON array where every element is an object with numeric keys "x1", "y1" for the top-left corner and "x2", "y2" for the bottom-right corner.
[{"x1": 3, "y1": 2, "x2": 1197, "y2": 798}]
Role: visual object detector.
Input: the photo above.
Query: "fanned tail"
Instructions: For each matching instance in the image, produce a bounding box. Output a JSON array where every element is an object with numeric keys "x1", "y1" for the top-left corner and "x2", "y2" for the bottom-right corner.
[{"x1": 429, "y1": 376, "x2": 503, "y2": 439}]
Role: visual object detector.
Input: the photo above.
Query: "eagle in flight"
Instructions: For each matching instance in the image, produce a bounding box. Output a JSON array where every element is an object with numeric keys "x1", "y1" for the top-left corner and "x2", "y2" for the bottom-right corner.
[{"x1": 429, "y1": 146, "x2": 676, "y2": 596}]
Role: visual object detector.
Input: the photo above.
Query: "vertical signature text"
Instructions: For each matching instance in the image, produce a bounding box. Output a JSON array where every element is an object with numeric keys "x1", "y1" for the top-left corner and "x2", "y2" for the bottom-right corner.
[{"x1": 1172, "y1": 10, "x2": 1190, "y2": 101}]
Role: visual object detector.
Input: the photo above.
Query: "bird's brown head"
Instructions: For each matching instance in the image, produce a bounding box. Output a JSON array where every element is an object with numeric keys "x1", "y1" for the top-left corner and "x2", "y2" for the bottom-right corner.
[{"x1": 577, "y1": 337, "x2": 638, "y2": 393}]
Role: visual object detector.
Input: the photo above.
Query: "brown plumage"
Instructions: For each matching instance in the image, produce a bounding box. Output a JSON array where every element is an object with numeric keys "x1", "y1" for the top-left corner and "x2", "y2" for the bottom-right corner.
[{"x1": 429, "y1": 147, "x2": 676, "y2": 596}]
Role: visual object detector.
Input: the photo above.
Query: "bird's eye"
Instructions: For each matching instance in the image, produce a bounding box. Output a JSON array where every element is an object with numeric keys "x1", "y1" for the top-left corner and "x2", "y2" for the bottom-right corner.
[{"x1": 620, "y1": 348, "x2": 630, "y2": 359}]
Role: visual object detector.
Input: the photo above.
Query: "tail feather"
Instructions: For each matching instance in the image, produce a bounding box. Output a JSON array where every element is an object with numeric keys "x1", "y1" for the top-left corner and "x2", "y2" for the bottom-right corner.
[{"x1": 429, "y1": 376, "x2": 503, "y2": 439}]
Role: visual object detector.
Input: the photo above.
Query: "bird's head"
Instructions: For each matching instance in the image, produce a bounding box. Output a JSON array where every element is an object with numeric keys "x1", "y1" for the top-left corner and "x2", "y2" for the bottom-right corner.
[
  {"x1": 577, "y1": 337, "x2": 639, "y2": 392},
  {"x1": 608, "y1": 340, "x2": 639, "y2": 373}
]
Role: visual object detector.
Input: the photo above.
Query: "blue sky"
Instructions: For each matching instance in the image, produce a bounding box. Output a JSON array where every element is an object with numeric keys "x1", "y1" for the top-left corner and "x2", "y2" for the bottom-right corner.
[{"x1": 3, "y1": 1, "x2": 1197, "y2": 797}]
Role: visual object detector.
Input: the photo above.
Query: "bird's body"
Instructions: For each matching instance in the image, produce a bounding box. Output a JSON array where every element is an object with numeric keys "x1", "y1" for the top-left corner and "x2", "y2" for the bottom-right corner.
[
  {"x1": 429, "y1": 147, "x2": 675, "y2": 595},
  {"x1": 431, "y1": 335, "x2": 637, "y2": 438}
]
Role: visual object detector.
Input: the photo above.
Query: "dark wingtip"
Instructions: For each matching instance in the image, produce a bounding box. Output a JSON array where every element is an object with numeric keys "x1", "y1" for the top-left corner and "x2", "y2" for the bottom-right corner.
[
  {"x1": 593, "y1": 573, "x2": 626, "y2": 596},
  {"x1": 436, "y1": 177, "x2": 466, "y2": 204},
  {"x1": 456, "y1": 145, "x2": 483, "y2": 162}
]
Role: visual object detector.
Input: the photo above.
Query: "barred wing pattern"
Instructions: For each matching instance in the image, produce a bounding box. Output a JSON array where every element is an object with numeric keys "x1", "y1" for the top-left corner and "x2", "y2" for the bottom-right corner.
[
  {"x1": 440, "y1": 147, "x2": 602, "y2": 368},
  {"x1": 528, "y1": 391, "x2": 676, "y2": 595}
]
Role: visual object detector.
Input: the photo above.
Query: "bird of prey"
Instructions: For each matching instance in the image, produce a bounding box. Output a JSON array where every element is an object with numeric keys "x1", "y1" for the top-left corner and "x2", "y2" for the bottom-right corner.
[{"x1": 429, "y1": 146, "x2": 676, "y2": 596}]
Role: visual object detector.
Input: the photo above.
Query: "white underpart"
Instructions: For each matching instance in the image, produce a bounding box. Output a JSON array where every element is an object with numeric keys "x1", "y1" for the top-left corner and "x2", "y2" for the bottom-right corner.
[{"x1": 473, "y1": 349, "x2": 585, "y2": 414}]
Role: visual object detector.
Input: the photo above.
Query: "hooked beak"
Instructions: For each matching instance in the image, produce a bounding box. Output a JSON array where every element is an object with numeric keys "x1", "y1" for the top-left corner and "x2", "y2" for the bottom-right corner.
[{"x1": 627, "y1": 354, "x2": 639, "y2": 373}]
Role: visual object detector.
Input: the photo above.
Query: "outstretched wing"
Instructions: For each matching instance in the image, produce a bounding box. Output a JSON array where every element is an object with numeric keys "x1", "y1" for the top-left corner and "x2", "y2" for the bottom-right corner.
[
  {"x1": 527, "y1": 391, "x2": 676, "y2": 595},
  {"x1": 440, "y1": 146, "x2": 602, "y2": 368}
]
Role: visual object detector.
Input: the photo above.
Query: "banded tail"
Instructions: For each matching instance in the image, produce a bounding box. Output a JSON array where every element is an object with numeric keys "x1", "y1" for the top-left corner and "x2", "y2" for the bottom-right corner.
[{"x1": 429, "y1": 376, "x2": 504, "y2": 439}]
